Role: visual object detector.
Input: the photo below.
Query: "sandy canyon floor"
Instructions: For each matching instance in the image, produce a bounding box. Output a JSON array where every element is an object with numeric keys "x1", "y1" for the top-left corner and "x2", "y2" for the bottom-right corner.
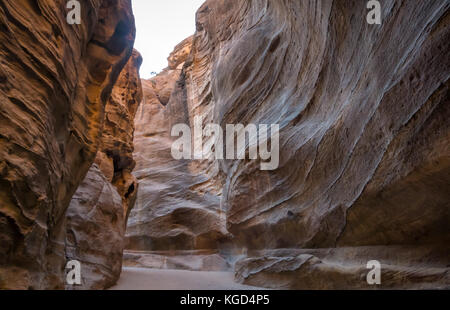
[{"x1": 110, "y1": 267, "x2": 264, "y2": 290}]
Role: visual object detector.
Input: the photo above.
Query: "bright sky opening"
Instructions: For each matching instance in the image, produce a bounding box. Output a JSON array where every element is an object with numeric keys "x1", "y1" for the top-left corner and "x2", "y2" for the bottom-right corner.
[{"x1": 132, "y1": 0, "x2": 205, "y2": 79}]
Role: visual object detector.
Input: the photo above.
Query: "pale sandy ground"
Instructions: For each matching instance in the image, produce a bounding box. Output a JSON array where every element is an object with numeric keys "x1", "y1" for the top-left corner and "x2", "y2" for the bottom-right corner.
[{"x1": 110, "y1": 267, "x2": 265, "y2": 290}]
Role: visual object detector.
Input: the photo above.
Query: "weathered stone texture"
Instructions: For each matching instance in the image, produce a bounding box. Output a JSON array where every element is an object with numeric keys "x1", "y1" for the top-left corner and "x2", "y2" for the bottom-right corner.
[
  {"x1": 65, "y1": 50, "x2": 142, "y2": 289},
  {"x1": 129, "y1": 0, "x2": 449, "y2": 289},
  {"x1": 0, "y1": 0, "x2": 136, "y2": 289},
  {"x1": 126, "y1": 35, "x2": 230, "y2": 252}
]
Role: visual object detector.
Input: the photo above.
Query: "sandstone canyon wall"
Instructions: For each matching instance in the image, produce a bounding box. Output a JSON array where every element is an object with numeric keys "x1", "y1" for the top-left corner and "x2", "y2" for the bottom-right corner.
[
  {"x1": 65, "y1": 50, "x2": 142, "y2": 289},
  {"x1": 0, "y1": 0, "x2": 138, "y2": 289},
  {"x1": 129, "y1": 0, "x2": 449, "y2": 289},
  {"x1": 0, "y1": 0, "x2": 448, "y2": 290}
]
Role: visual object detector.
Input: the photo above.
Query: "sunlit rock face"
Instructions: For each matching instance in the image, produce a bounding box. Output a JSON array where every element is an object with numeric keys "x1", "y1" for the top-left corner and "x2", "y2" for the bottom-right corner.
[
  {"x1": 129, "y1": 0, "x2": 449, "y2": 288},
  {"x1": 0, "y1": 0, "x2": 136, "y2": 289},
  {"x1": 65, "y1": 50, "x2": 142, "y2": 290},
  {"x1": 102, "y1": 49, "x2": 143, "y2": 222}
]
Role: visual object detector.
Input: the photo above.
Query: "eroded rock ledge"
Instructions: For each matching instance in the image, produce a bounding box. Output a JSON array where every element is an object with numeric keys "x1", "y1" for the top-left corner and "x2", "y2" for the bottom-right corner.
[{"x1": 129, "y1": 0, "x2": 449, "y2": 289}]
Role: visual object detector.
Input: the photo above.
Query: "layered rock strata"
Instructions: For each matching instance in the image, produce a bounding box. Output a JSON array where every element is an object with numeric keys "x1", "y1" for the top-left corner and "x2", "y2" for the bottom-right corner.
[
  {"x1": 0, "y1": 0, "x2": 136, "y2": 289},
  {"x1": 126, "y1": 35, "x2": 230, "y2": 252},
  {"x1": 129, "y1": 0, "x2": 450, "y2": 289},
  {"x1": 65, "y1": 50, "x2": 142, "y2": 289}
]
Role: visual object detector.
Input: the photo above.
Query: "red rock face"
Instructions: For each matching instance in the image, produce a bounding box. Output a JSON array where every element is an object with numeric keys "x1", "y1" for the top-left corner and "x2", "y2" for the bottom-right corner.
[
  {"x1": 129, "y1": 0, "x2": 449, "y2": 289},
  {"x1": 0, "y1": 0, "x2": 136, "y2": 289},
  {"x1": 102, "y1": 49, "x2": 143, "y2": 222},
  {"x1": 65, "y1": 50, "x2": 142, "y2": 290}
]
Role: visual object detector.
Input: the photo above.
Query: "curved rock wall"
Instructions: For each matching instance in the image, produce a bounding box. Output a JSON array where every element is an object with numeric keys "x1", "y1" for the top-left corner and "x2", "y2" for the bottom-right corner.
[
  {"x1": 195, "y1": 0, "x2": 450, "y2": 251},
  {"x1": 129, "y1": 0, "x2": 449, "y2": 289},
  {"x1": 65, "y1": 50, "x2": 142, "y2": 290},
  {"x1": 0, "y1": 0, "x2": 136, "y2": 289}
]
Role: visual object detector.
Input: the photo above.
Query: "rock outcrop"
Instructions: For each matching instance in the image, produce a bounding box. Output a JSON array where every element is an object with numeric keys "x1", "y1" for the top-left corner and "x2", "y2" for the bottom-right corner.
[
  {"x1": 100, "y1": 49, "x2": 143, "y2": 222},
  {"x1": 65, "y1": 50, "x2": 142, "y2": 289},
  {"x1": 126, "y1": 35, "x2": 230, "y2": 252},
  {"x1": 130, "y1": 0, "x2": 449, "y2": 289},
  {"x1": 0, "y1": 0, "x2": 136, "y2": 289},
  {"x1": 65, "y1": 164, "x2": 124, "y2": 290}
]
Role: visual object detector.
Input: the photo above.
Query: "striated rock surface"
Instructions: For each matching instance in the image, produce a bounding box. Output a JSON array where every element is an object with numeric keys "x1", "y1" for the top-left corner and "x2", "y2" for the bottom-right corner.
[
  {"x1": 235, "y1": 246, "x2": 449, "y2": 289},
  {"x1": 0, "y1": 0, "x2": 136, "y2": 289},
  {"x1": 126, "y1": 35, "x2": 230, "y2": 252},
  {"x1": 65, "y1": 164, "x2": 124, "y2": 290},
  {"x1": 65, "y1": 50, "x2": 142, "y2": 289},
  {"x1": 130, "y1": 0, "x2": 449, "y2": 289},
  {"x1": 101, "y1": 49, "x2": 143, "y2": 222}
]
